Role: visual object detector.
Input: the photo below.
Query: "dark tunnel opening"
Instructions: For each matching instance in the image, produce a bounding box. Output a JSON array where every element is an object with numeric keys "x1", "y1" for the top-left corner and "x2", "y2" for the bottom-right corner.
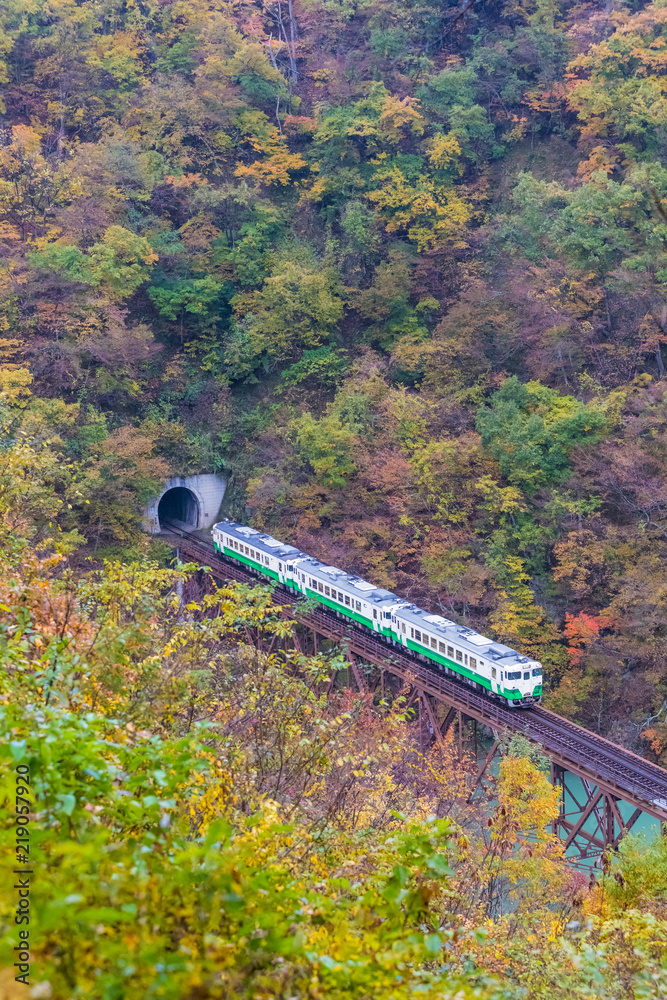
[{"x1": 158, "y1": 487, "x2": 200, "y2": 529}]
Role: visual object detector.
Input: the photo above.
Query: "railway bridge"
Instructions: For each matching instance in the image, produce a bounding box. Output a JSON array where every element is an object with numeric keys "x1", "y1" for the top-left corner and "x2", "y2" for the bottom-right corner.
[{"x1": 162, "y1": 523, "x2": 667, "y2": 866}]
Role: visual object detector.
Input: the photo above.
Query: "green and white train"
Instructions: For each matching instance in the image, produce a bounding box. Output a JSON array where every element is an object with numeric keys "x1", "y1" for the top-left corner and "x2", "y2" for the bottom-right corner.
[{"x1": 212, "y1": 519, "x2": 543, "y2": 707}]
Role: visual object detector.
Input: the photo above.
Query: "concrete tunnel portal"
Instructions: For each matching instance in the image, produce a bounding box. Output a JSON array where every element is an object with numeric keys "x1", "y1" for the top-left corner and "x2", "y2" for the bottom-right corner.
[
  {"x1": 158, "y1": 486, "x2": 200, "y2": 530},
  {"x1": 143, "y1": 475, "x2": 228, "y2": 535}
]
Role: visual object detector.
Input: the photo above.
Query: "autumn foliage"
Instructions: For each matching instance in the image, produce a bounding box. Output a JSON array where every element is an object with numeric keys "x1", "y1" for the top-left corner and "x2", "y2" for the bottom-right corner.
[{"x1": 2, "y1": 0, "x2": 667, "y2": 992}]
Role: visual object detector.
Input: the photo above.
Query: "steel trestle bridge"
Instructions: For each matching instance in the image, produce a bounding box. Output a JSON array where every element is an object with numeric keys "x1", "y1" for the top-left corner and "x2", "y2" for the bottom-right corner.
[{"x1": 162, "y1": 523, "x2": 667, "y2": 863}]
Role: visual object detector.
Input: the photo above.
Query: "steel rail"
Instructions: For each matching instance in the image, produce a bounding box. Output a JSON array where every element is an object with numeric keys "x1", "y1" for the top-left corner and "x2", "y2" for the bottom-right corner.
[{"x1": 163, "y1": 525, "x2": 667, "y2": 823}]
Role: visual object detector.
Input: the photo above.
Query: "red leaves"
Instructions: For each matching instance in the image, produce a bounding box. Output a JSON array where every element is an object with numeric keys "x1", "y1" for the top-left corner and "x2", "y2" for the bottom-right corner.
[{"x1": 563, "y1": 611, "x2": 602, "y2": 664}]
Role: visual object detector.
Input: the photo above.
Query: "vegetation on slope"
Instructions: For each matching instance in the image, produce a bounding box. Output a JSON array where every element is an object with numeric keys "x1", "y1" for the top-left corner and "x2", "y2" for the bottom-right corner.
[
  {"x1": 0, "y1": 441, "x2": 667, "y2": 998},
  {"x1": 2, "y1": 0, "x2": 667, "y2": 747},
  {"x1": 2, "y1": 0, "x2": 667, "y2": 992}
]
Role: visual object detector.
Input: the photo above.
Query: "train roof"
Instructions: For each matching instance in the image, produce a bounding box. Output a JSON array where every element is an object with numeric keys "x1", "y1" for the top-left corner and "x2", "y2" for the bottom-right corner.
[
  {"x1": 394, "y1": 604, "x2": 531, "y2": 664},
  {"x1": 215, "y1": 520, "x2": 302, "y2": 560},
  {"x1": 215, "y1": 521, "x2": 535, "y2": 664},
  {"x1": 216, "y1": 522, "x2": 396, "y2": 603},
  {"x1": 297, "y1": 556, "x2": 400, "y2": 605}
]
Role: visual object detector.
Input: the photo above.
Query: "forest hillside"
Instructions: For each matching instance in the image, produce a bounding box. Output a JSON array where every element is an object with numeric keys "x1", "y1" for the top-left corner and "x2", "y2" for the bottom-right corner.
[
  {"x1": 2, "y1": 0, "x2": 667, "y2": 995},
  {"x1": 2, "y1": 0, "x2": 667, "y2": 748}
]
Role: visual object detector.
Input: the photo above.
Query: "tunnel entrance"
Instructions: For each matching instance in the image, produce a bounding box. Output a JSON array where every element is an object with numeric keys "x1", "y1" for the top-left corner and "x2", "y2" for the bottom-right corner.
[{"x1": 158, "y1": 487, "x2": 200, "y2": 529}]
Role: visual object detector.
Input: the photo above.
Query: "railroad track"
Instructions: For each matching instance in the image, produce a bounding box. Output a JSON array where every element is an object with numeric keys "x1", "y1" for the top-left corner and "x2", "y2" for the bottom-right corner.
[{"x1": 162, "y1": 522, "x2": 667, "y2": 822}]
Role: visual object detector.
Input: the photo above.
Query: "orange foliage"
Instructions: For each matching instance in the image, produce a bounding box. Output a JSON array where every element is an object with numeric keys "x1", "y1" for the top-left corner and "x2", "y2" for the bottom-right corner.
[
  {"x1": 576, "y1": 144, "x2": 617, "y2": 180},
  {"x1": 563, "y1": 612, "x2": 601, "y2": 665}
]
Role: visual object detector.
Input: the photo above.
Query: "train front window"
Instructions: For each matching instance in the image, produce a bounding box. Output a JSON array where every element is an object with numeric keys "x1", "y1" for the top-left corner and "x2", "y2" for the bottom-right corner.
[
  {"x1": 532, "y1": 668, "x2": 542, "y2": 677},
  {"x1": 523, "y1": 671, "x2": 530, "y2": 680}
]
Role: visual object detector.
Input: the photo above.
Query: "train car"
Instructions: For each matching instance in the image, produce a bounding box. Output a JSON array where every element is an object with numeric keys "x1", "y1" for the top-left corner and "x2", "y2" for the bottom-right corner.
[
  {"x1": 294, "y1": 556, "x2": 402, "y2": 637},
  {"x1": 391, "y1": 605, "x2": 541, "y2": 706},
  {"x1": 212, "y1": 521, "x2": 302, "y2": 586},
  {"x1": 212, "y1": 519, "x2": 542, "y2": 706}
]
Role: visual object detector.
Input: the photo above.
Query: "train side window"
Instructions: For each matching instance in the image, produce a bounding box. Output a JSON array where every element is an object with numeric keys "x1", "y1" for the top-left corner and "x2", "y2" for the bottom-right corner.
[
  {"x1": 456, "y1": 649, "x2": 463, "y2": 662},
  {"x1": 464, "y1": 654, "x2": 468, "y2": 665},
  {"x1": 345, "y1": 595, "x2": 350, "y2": 606},
  {"x1": 414, "y1": 630, "x2": 421, "y2": 642},
  {"x1": 338, "y1": 591, "x2": 344, "y2": 601},
  {"x1": 430, "y1": 637, "x2": 437, "y2": 649},
  {"x1": 447, "y1": 646, "x2": 454, "y2": 658},
  {"x1": 355, "y1": 600, "x2": 361, "y2": 611},
  {"x1": 318, "y1": 582, "x2": 323, "y2": 593},
  {"x1": 410, "y1": 628, "x2": 414, "y2": 638},
  {"x1": 492, "y1": 667, "x2": 497, "y2": 679},
  {"x1": 439, "y1": 642, "x2": 446, "y2": 653},
  {"x1": 373, "y1": 609, "x2": 377, "y2": 619},
  {"x1": 470, "y1": 657, "x2": 477, "y2": 670},
  {"x1": 324, "y1": 586, "x2": 330, "y2": 596},
  {"x1": 402, "y1": 623, "x2": 406, "y2": 633}
]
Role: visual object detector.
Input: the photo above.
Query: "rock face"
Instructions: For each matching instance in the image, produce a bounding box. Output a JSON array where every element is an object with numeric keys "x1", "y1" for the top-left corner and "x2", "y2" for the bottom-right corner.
[{"x1": 143, "y1": 474, "x2": 228, "y2": 534}]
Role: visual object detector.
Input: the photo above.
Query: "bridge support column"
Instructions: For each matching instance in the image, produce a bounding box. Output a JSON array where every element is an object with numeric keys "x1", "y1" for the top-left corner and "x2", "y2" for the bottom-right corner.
[
  {"x1": 348, "y1": 653, "x2": 367, "y2": 694},
  {"x1": 550, "y1": 768, "x2": 645, "y2": 861},
  {"x1": 416, "y1": 693, "x2": 460, "y2": 752}
]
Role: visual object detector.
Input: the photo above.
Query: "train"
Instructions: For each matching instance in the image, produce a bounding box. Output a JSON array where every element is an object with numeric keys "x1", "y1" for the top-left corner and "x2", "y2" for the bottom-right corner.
[{"x1": 212, "y1": 519, "x2": 543, "y2": 707}]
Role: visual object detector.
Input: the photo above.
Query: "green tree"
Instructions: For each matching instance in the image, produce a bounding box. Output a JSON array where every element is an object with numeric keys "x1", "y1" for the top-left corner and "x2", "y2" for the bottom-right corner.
[
  {"x1": 295, "y1": 411, "x2": 358, "y2": 487},
  {"x1": 229, "y1": 260, "x2": 344, "y2": 373},
  {"x1": 476, "y1": 376, "x2": 605, "y2": 493},
  {"x1": 30, "y1": 226, "x2": 158, "y2": 300}
]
